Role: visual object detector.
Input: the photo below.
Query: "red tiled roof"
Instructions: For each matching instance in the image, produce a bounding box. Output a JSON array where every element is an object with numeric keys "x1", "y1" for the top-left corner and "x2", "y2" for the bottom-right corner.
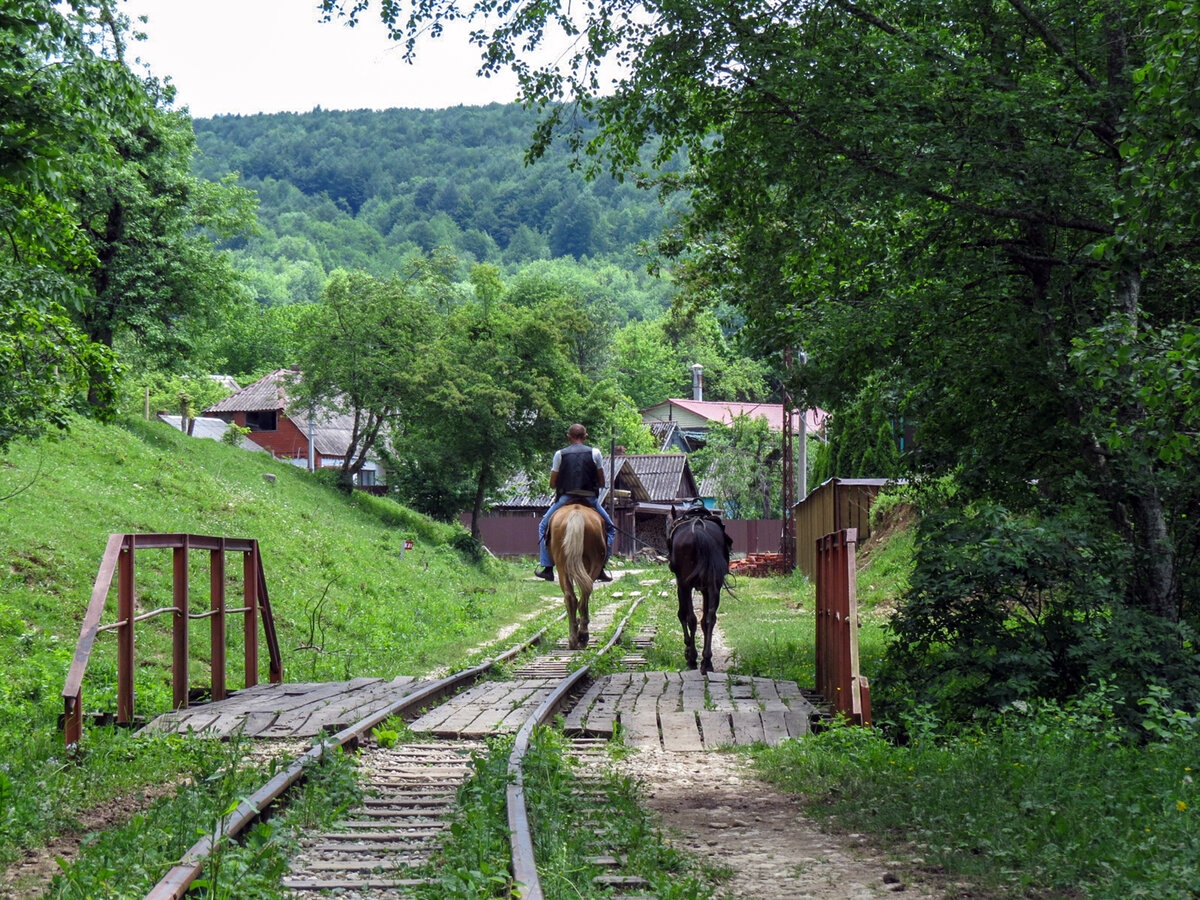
[{"x1": 642, "y1": 399, "x2": 827, "y2": 434}]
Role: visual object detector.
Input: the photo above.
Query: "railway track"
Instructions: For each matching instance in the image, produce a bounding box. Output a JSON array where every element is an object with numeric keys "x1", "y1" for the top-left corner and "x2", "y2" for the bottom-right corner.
[
  {"x1": 146, "y1": 589, "x2": 651, "y2": 900},
  {"x1": 145, "y1": 580, "x2": 818, "y2": 899}
]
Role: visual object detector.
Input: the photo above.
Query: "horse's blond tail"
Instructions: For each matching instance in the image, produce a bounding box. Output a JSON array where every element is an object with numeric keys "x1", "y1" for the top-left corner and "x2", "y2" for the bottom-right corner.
[{"x1": 561, "y1": 508, "x2": 593, "y2": 590}]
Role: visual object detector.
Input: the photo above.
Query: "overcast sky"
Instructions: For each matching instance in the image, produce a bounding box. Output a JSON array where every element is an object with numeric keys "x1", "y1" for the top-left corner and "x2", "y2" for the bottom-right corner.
[{"x1": 123, "y1": 0, "x2": 522, "y2": 117}]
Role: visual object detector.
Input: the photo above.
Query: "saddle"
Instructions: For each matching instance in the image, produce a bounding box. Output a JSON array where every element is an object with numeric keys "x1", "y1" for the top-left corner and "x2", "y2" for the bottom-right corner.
[{"x1": 666, "y1": 501, "x2": 730, "y2": 559}]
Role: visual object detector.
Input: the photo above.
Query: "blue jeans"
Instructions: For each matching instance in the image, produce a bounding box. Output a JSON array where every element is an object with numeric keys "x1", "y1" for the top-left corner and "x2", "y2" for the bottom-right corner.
[{"x1": 538, "y1": 495, "x2": 616, "y2": 567}]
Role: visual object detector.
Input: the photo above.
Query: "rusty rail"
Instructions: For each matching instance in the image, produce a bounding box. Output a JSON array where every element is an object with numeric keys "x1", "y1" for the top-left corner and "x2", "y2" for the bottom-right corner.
[
  {"x1": 145, "y1": 611, "x2": 569, "y2": 900},
  {"x1": 62, "y1": 534, "x2": 283, "y2": 747},
  {"x1": 815, "y1": 528, "x2": 871, "y2": 726},
  {"x1": 507, "y1": 596, "x2": 643, "y2": 900}
]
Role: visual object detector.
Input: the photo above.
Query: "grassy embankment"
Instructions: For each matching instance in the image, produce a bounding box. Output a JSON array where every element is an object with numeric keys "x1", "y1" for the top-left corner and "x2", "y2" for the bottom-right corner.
[{"x1": 0, "y1": 415, "x2": 561, "y2": 885}]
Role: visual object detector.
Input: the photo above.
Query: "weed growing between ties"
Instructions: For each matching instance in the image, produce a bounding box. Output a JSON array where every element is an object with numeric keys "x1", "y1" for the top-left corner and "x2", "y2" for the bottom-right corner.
[
  {"x1": 424, "y1": 728, "x2": 721, "y2": 899},
  {"x1": 747, "y1": 686, "x2": 1200, "y2": 898},
  {"x1": 46, "y1": 737, "x2": 361, "y2": 899}
]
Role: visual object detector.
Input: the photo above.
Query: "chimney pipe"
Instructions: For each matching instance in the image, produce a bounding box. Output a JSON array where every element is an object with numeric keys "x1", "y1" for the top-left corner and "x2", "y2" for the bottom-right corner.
[{"x1": 691, "y1": 363, "x2": 703, "y2": 402}]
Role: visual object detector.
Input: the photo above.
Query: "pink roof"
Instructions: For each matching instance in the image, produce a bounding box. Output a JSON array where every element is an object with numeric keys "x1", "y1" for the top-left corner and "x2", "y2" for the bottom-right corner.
[{"x1": 643, "y1": 399, "x2": 828, "y2": 435}]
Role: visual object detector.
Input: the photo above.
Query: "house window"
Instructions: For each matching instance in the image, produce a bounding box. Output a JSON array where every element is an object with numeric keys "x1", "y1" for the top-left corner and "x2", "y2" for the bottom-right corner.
[{"x1": 245, "y1": 410, "x2": 277, "y2": 432}]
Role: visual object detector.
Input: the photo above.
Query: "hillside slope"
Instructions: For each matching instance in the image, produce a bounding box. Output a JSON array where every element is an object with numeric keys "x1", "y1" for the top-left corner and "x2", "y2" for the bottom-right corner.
[{"x1": 0, "y1": 416, "x2": 551, "y2": 741}]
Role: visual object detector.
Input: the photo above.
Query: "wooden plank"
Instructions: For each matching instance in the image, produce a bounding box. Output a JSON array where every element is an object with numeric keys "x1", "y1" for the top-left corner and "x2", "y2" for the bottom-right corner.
[
  {"x1": 658, "y1": 675, "x2": 683, "y2": 713},
  {"x1": 634, "y1": 672, "x2": 668, "y2": 711},
  {"x1": 698, "y1": 710, "x2": 733, "y2": 748},
  {"x1": 239, "y1": 711, "x2": 278, "y2": 737},
  {"x1": 620, "y1": 709, "x2": 660, "y2": 750},
  {"x1": 760, "y1": 709, "x2": 790, "y2": 746},
  {"x1": 659, "y1": 711, "x2": 704, "y2": 752},
  {"x1": 730, "y1": 711, "x2": 765, "y2": 746},
  {"x1": 410, "y1": 681, "x2": 509, "y2": 733},
  {"x1": 754, "y1": 677, "x2": 787, "y2": 709},
  {"x1": 784, "y1": 709, "x2": 810, "y2": 738},
  {"x1": 563, "y1": 680, "x2": 606, "y2": 731}
]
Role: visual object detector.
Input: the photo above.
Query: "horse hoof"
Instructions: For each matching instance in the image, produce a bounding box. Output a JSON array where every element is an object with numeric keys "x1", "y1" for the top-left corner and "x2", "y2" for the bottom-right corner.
[{"x1": 578, "y1": 633, "x2": 589, "y2": 648}]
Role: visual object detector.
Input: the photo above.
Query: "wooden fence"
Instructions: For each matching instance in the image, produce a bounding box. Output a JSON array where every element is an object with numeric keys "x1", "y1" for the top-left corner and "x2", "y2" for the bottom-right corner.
[{"x1": 794, "y1": 478, "x2": 891, "y2": 579}]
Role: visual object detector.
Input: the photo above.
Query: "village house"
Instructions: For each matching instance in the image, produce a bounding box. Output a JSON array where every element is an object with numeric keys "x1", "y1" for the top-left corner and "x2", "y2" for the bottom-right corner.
[{"x1": 204, "y1": 368, "x2": 385, "y2": 487}]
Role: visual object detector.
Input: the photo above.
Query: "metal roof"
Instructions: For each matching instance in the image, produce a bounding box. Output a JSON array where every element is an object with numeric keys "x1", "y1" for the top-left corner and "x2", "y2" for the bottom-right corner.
[
  {"x1": 489, "y1": 460, "x2": 653, "y2": 510},
  {"x1": 157, "y1": 415, "x2": 267, "y2": 452},
  {"x1": 205, "y1": 368, "x2": 296, "y2": 413},
  {"x1": 203, "y1": 370, "x2": 381, "y2": 460},
  {"x1": 617, "y1": 454, "x2": 698, "y2": 503},
  {"x1": 641, "y1": 399, "x2": 827, "y2": 435}
]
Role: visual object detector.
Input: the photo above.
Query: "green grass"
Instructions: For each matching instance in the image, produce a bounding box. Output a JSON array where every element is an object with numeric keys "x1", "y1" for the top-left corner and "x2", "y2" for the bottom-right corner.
[
  {"x1": 635, "y1": 557, "x2": 897, "y2": 688},
  {"x1": 0, "y1": 415, "x2": 561, "y2": 869},
  {"x1": 46, "y1": 738, "x2": 363, "y2": 899},
  {"x1": 749, "y1": 690, "x2": 1200, "y2": 899}
]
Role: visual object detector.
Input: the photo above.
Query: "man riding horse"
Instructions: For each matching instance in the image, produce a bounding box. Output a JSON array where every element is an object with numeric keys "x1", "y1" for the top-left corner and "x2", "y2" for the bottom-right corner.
[{"x1": 535, "y1": 423, "x2": 616, "y2": 582}]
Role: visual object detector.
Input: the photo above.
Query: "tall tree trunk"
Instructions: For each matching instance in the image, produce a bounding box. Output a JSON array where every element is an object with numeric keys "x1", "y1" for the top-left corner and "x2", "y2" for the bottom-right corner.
[
  {"x1": 1113, "y1": 269, "x2": 1178, "y2": 621},
  {"x1": 470, "y1": 459, "x2": 491, "y2": 540}
]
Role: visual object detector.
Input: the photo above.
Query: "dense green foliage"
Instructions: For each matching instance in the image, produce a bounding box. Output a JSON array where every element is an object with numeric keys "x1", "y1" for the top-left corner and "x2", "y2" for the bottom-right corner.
[
  {"x1": 753, "y1": 690, "x2": 1200, "y2": 899},
  {"x1": 192, "y1": 105, "x2": 684, "y2": 283},
  {"x1": 1, "y1": 2, "x2": 253, "y2": 443},
  {"x1": 324, "y1": 0, "x2": 1200, "y2": 716}
]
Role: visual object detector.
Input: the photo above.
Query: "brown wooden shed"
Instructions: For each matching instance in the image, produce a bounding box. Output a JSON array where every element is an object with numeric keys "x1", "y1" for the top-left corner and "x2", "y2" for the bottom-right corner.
[{"x1": 793, "y1": 478, "x2": 895, "y2": 579}]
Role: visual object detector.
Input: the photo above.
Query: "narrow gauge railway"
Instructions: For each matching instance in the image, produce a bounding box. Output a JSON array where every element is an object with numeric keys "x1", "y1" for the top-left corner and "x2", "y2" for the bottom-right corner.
[{"x1": 145, "y1": 580, "x2": 817, "y2": 899}]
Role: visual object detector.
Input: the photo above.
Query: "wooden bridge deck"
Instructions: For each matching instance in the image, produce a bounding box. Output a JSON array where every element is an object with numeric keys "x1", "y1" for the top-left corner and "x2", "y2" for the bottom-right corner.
[
  {"x1": 565, "y1": 670, "x2": 818, "y2": 751},
  {"x1": 139, "y1": 670, "x2": 817, "y2": 750},
  {"x1": 138, "y1": 676, "x2": 426, "y2": 740}
]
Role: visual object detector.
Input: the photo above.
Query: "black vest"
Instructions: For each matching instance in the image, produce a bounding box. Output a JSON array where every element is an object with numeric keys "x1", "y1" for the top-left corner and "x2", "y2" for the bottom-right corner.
[{"x1": 557, "y1": 443, "x2": 600, "y2": 497}]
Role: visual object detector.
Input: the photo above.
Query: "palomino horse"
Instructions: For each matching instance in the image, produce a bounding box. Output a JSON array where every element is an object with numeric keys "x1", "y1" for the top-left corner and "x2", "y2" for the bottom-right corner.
[
  {"x1": 666, "y1": 505, "x2": 733, "y2": 674},
  {"x1": 548, "y1": 501, "x2": 607, "y2": 650}
]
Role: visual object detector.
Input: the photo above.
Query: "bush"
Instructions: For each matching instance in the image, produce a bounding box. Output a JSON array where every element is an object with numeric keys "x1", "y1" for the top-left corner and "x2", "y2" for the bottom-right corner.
[{"x1": 879, "y1": 502, "x2": 1200, "y2": 730}]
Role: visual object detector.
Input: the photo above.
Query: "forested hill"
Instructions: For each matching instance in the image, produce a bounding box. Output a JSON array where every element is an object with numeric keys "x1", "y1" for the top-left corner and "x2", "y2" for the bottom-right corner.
[{"x1": 192, "y1": 104, "x2": 682, "y2": 309}]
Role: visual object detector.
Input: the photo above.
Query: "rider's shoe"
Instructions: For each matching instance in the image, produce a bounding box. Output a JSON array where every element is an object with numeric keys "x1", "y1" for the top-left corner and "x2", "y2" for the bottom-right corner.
[
  {"x1": 596, "y1": 570, "x2": 613, "y2": 583},
  {"x1": 534, "y1": 565, "x2": 555, "y2": 581}
]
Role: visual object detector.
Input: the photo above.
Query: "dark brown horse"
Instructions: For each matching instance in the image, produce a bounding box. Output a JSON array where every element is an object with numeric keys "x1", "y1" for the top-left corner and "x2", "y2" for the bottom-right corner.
[
  {"x1": 548, "y1": 501, "x2": 606, "y2": 650},
  {"x1": 667, "y1": 505, "x2": 732, "y2": 674}
]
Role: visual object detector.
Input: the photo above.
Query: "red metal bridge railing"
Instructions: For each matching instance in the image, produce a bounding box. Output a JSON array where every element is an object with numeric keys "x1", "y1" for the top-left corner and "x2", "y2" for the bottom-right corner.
[
  {"x1": 61, "y1": 534, "x2": 283, "y2": 747},
  {"x1": 815, "y1": 528, "x2": 872, "y2": 726}
]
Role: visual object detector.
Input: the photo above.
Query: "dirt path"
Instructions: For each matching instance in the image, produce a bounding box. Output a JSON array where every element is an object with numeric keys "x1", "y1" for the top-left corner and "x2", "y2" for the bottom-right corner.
[
  {"x1": 618, "y1": 749, "x2": 939, "y2": 899},
  {"x1": 615, "y1": 623, "x2": 945, "y2": 900}
]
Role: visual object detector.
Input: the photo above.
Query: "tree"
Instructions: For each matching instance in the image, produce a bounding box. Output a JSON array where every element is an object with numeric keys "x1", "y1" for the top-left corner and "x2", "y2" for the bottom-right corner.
[
  {"x1": 401, "y1": 295, "x2": 586, "y2": 536},
  {"x1": 294, "y1": 262, "x2": 450, "y2": 490},
  {"x1": 690, "y1": 414, "x2": 778, "y2": 518},
  {"x1": 0, "y1": 1, "x2": 131, "y2": 447},
  {"x1": 73, "y1": 101, "x2": 256, "y2": 381},
  {"x1": 321, "y1": 0, "x2": 1200, "y2": 710}
]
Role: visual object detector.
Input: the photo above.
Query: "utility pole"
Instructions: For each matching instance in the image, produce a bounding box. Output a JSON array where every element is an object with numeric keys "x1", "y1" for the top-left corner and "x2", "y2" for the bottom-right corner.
[{"x1": 781, "y1": 348, "x2": 796, "y2": 572}]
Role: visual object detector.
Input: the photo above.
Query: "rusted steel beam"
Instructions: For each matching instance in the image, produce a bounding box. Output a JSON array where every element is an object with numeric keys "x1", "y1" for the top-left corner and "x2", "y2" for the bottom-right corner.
[
  {"x1": 815, "y1": 528, "x2": 868, "y2": 724},
  {"x1": 172, "y1": 540, "x2": 189, "y2": 710},
  {"x1": 210, "y1": 541, "x2": 226, "y2": 701},
  {"x1": 62, "y1": 534, "x2": 285, "y2": 747},
  {"x1": 117, "y1": 539, "x2": 135, "y2": 724},
  {"x1": 255, "y1": 548, "x2": 283, "y2": 684},
  {"x1": 243, "y1": 543, "x2": 258, "y2": 688}
]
